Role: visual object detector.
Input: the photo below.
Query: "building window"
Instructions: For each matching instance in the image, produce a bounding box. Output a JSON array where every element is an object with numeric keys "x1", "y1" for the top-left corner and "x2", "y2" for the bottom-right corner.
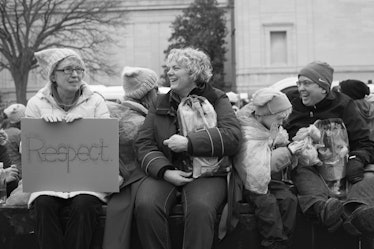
[
  {"x1": 263, "y1": 23, "x2": 294, "y2": 66},
  {"x1": 270, "y1": 31, "x2": 287, "y2": 65}
]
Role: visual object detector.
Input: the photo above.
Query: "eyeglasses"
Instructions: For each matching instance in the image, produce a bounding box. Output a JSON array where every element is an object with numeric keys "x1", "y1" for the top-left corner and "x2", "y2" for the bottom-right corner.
[
  {"x1": 55, "y1": 67, "x2": 85, "y2": 75},
  {"x1": 296, "y1": 80, "x2": 316, "y2": 87}
]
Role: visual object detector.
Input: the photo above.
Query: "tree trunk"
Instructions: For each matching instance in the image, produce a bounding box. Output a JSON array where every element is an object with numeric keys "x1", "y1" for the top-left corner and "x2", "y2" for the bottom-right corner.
[{"x1": 11, "y1": 69, "x2": 30, "y2": 105}]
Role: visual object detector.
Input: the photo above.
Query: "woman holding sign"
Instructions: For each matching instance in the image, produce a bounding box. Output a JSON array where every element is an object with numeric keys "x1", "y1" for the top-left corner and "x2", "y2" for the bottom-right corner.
[
  {"x1": 25, "y1": 48, "x2": 110, "y2": 249},
  {"x1": 134, "y1": 47, "x2": 242, "y2": 249}
]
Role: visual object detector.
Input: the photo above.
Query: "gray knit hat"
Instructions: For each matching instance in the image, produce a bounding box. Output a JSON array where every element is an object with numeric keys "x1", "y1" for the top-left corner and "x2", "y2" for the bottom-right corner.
[
  {"x1": 34, "y1": 48, "x2": 85, "y2": 81},
  {"x1": 299, "y1": 61, "x2": 334, "y2": 93},
  {"x1": 122, "y1": 66, "x2": 158, "y2": 100},
  {"x1": 252, "y1": 88, "x2": 292, "y2": 116}
]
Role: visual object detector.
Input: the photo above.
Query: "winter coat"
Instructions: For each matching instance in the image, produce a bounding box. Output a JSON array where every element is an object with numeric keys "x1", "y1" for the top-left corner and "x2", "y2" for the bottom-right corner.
[
  {"x1": 25, "y1": 82, "x2": 110, "y2": 206},
  {"x1": 284, "y1": 91, "x2": 374, "y2": 165},
  {"x1": 0, "y1": 144, "x2": 12, "y2": 168},
  {"x1": 103, "y1": 100, "x2": 147, "y2": 249},
  {"x1": 4, "y1": 127, "x2": 22, "y2": 177},
  {"x1": 234, "y1": 109, "x2": 292, "y2": 194},
  {"x1": 135, "y1": 83, "x2": 242, "y2": 178},
  {"x1": 352, "y1": 98, "x2": 374, "y2": 141}
]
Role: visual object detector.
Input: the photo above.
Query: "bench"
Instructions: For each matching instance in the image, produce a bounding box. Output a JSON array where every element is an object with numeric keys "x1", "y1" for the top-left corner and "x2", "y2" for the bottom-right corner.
[{"x1": 0, "y1": 202, "x2": 364, "y2": 249}]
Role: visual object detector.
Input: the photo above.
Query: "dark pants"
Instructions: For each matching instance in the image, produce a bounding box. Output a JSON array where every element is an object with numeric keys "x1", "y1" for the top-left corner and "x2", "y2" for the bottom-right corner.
[
  {"x1": 292, "y1": 165, "x2": 331, "y2": 214},
  {"x1": 134, "y1": 176, "x2": 226, "y2": 249},
  {"x1": 6, "y1": 179, "x2": 18, "y2": 196},
  {"x1": 292, "y1": 165, "x2": 374, "y2": 218},
  {"x1": 32, "y1": 194, "x2": 102, "y2": 249},
  {"x1": 244, "y1": 180, "x2": 297, "y2": 247}
]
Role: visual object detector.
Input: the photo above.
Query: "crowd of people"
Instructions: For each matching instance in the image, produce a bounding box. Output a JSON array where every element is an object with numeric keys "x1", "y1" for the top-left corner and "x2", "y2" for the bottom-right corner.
[{"x1": 1, "y1": 46, "x2": 374, "y2": 249}]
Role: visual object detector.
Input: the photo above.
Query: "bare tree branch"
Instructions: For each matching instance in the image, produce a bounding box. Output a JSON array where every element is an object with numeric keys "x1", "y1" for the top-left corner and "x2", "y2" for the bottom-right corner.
[{"x1": 0, "y1": 0, "x2": 127, "y2": 104}]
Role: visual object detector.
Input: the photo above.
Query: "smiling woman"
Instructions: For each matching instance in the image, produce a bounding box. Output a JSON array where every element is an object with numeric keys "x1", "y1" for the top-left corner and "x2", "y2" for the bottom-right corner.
[{"x1": 134, "y1": 47, "x2": 242, "y2": 249}]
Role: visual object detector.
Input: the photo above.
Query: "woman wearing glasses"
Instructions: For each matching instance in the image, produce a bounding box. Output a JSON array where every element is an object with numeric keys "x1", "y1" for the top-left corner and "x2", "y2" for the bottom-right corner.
[{"x1": 25, "y1": 48, "x2": 110, "y2": 249}]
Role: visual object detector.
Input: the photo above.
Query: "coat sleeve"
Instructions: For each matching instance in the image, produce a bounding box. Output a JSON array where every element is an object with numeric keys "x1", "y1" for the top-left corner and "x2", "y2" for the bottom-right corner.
[
  {"x1": 93, "y1": 94, "x2": 110, "y2": 118},
  {"x1": 187, "y1": 94, "x2": 242, "y2": 157},
  {"x1": 134, "y1": 103, "x2": 174, "y2": 178},
  {"x1": 0, "y1": 144, "x2": 13, "y2": 168},
  {"x1": 25, "y1": 97, "x2": 42, "y2": 118}
]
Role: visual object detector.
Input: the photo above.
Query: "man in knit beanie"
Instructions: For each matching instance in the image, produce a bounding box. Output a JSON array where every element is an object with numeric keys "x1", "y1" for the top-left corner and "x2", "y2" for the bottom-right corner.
[
  {"x1": 298, "y1": 61, "x2": 334, "y2": 93},
  {"x1": 284, "y1": 61, "x2": 374, "y2": 237}
]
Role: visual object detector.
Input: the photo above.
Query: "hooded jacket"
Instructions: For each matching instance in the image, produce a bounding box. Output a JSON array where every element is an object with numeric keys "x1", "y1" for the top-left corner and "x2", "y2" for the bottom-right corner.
[{"x1": 352, "y1": 98, "x2": 374, "y2": 141}]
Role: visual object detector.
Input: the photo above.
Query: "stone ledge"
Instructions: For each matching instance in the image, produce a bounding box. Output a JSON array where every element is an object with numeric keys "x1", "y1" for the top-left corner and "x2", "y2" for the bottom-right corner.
[{"x1": 0, "y1": 203, "x2": 361, "y2": 249}]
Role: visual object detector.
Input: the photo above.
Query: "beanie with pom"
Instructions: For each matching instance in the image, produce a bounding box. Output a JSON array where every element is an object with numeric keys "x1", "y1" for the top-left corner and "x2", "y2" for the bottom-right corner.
[{"x1": 122, "y1": 66, "x2": 158, "y2": 100}]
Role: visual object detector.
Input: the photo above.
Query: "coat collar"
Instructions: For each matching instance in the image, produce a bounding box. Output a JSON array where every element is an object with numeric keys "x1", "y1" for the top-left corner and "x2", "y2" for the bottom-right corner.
[
  {"x1": 35, "y1": 81, "x2": 94, "y2": 107},
  {"x1": 294, "y1": 90, "x2": 336, "y2": 110},
  {"x1": 155, "y1": 83, "x2": 219, "y2": 116}
]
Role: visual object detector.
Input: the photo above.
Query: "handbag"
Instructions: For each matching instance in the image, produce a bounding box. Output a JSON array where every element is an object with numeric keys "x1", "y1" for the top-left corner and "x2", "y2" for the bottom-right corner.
[{"x1": 178, "y1": 95, "x2": 230, "y2": 178}]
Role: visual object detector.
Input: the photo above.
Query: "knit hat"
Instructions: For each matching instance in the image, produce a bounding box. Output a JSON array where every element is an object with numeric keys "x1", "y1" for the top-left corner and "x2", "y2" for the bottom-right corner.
[
  {"x1": 299, "y1": 61, "x2": 334, "y2": 92},
  {"x1": 34, "y1": 48, "x2": 85, "y2": 81},
  {"x1": 3, "y1": 103, "x2": 26, "y2": 124},
  {"x1": 252, "y1": 88, "x2": 292, "y2": 116},
  {"x1": 340, "y1": 79, "x2": 370, "y2": 100},
  {"x1": 122, "y1": 66, "x2": 158, "y2": 100}
]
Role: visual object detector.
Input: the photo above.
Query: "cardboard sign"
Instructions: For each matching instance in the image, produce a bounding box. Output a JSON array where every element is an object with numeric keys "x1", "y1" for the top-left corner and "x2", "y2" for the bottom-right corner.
[{"x1": 21, "y1": 118, "x2": 119, "y2": 193}]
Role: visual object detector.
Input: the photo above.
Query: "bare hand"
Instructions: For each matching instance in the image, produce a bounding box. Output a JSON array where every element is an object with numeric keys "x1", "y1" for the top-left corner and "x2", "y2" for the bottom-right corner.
[
  {"x1": 163, "y1": 169, "x2": 193, "y2": 186},
  {"x1": 65, "y1": 113, "x2": 83, "y2": 123},
  {"x1": 4, "y1": 165, "x2": 19, "y2": 183},
  {"x1": 41, "y1": 114, "x2": 63, "y2": 123},
  {"x1": 163, "y1": 135, "x2": 188, "y2": 152},
  {"x1": 0, "y1": 129, "x2": 8, "y2": 146}
]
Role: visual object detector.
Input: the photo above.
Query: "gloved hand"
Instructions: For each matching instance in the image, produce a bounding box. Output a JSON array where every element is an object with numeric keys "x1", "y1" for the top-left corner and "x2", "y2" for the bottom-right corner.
[{"x1": 346, "y1": 156, "x2": 364, "y2": 184}]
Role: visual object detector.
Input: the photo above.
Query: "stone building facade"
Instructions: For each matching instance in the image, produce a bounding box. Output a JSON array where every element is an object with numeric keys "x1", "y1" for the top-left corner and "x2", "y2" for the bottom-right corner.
[
  {"x1": 234, "y1": 0, "x2": 374, "y2": 94},
  {"x1": 1, "y1": 0, "x2": 373, "y2": 103}
]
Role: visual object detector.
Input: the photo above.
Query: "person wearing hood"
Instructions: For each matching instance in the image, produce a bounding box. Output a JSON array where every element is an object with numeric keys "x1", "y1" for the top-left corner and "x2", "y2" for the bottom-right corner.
[
  {"x1": 339, "y1": 79, "x2": 374, "y2": 141},
  {"x1": 284, "y1": 61, "x2": 374, "y2": 239},
  {"x1": 25, "y1": 48, "x2": 110, "y2": 249}
]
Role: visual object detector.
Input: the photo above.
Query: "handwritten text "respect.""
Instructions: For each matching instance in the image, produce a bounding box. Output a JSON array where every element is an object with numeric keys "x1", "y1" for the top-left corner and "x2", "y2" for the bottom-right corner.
[{"x1": 25, "y1": 136, "x2": 111, "y2": 173}]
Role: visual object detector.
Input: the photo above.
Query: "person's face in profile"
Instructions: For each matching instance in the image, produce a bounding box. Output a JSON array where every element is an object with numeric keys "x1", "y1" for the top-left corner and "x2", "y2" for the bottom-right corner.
[
  {"x1": 297, "y1": 76, "x2": 326, "y2": 106},
  {"x1": 166, "y1": 60, "x2": 196, "y2": 97}
]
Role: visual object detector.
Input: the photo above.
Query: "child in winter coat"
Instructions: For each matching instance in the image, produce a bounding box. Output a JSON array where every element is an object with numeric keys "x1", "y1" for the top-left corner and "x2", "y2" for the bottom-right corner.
[{"x1": 234, "y1": 88, "x2": 303, "y2": 249}]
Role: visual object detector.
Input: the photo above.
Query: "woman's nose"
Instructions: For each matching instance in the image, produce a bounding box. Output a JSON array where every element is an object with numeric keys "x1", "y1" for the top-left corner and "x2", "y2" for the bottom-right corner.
[
  {"x1": 167, "y1": 68, "x2": 174, "y2": 76},
  {"x1": 71, "y1": 70, "x2": 79, "y2": 76}
]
